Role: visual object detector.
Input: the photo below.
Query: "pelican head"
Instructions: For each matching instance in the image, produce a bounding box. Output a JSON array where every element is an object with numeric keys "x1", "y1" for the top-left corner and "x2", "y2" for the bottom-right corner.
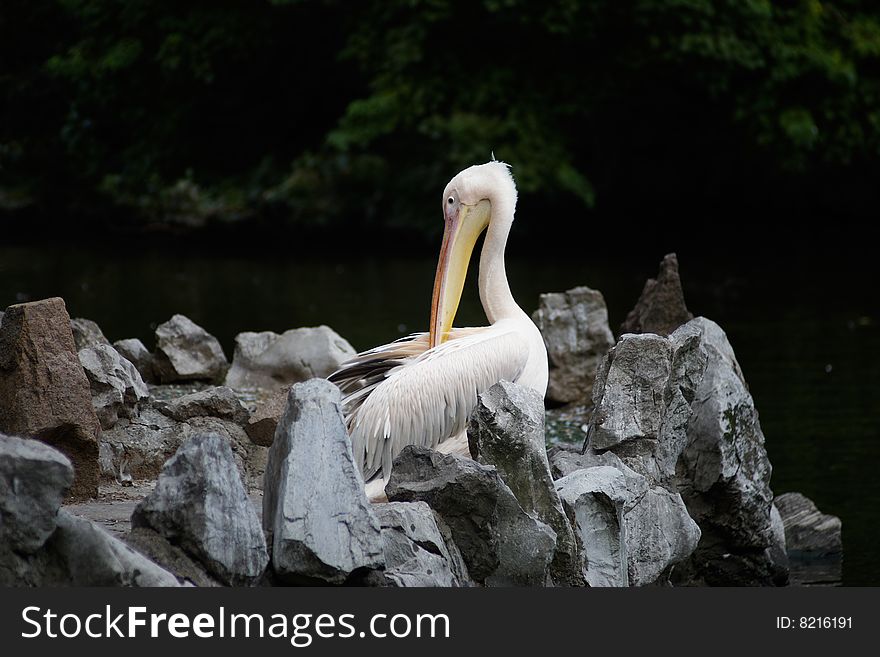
[{"x1": 429, "y1": 161, "x2": 517, "y2": 349}]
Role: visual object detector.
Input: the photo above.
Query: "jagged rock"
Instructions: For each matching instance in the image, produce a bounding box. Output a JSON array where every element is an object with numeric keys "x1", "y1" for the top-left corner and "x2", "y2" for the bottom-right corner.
[
  {"x1": 376, "y1": 501, "x2": 471, "y2": 587},
  {"x1": 245, "y1": 386, "x2": 288, "y2": 446},
  {"x1": 675, "y1": 317, "x2": 784, "y2": 585},
  {"x1": 0, "y1": 298, "x2": 101, "y2": 500},
  {"x1": 0, "y1": 433, "x2": 73, "y2": 553},
  {"x1": 70, "y1": 317, "x2": 110, "y2": 350},
  {"x1": 387, "y1": 446, "x2": 556, "y2": 586},
  {"x1": 263, "y1": 379, "x2": 383, "y2": 584},
  {"x1": 131, "y1": 433, "x2": 268, "y2": 586},
  {"x1": 153, "y1": 314, "x2": 228, "y2": 383},
  {"x1": 155, "y1": 386, "x2": 249, "y2": 426},
  {"x1": 114, "y1": 338, "x2": 158, "y2": 383},
  {"x1": 225, "y1": 326, "x2": 355, "y2": 391},
  {"x1": 79, "y1": 344, "x2": 150, "y2": 430},
  {"x1": 1, "y1": 510, "x2": 180, "y2": 587},
  {"x1": 125, "y1": 527, "x2": 222, "y2": 586},
  {"x1": 620, "y1": 253, "x2": 693, "y2": 336},
  {"x1": 532, "y1": 286, "x2": 615, "y2": 405},
  {"x1": 468, "y1": 380, "x2": 582, "y2": 586},
  {"x1": 556, "y1": 467, "x2": 629, "y2": 586},
  {"x1": 775, "y1": 493, "x2": 842, "y2": 556},
  {"x1": 100, "y1": 405, "x2": 252, "y2": 486},
  {"x1": 590, "y1": 323, "x2": 707, "y2": 484}
]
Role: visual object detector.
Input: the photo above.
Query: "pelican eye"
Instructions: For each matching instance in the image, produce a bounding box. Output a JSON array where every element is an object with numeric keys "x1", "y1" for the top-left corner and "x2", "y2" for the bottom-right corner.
[{"x1": 447, "y1": 196, "x2": 454, "y2": 205}]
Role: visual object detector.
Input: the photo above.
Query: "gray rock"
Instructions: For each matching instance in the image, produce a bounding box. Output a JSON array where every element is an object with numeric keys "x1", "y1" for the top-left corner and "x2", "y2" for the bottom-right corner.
[
  {"x1": 100, "y1": 407, "x2": 252, "y2": 487},
  {"x1": 468, "y1": 381, "x2": 582, "y2": 586},
  {"x1": 623, "y1": 484, "x2": 701, "y2": 586},
  {"x1": 551, "y1": 446, "x2": 700, "y2": 586},
  {"x1": 1, "y1": 510, "x2": 180, "y2": 587},
  {"x1": 70, "y1": 317, "x2": 110, "y2": 350},
  {"x1": 620, "y1": 253, "x2": 693, "y2": 336},
  {"x1": 114, "y1": 338, "x2": 158, "y2": 384},
  {"x1": 155, "y1": 386, "x2": 249, "y2": 426},
  {"x1": 376, "y1": 501, "x2": 471, "y2": 587},
  {"x1": 774, "y1": 492, "x2": 842, "y2": 557},
  {"x1": 555, "y1": 467, "x2": 629, "y2": 587},
  {"x1": 532, "y1": 286, "x2": 615, "y2": 405},
  {"x1": 0, "y1": 433, "x2": 73, "y2": 553},
  {"x1": 125, "y1": 527, "x2": 222, "y2": 586},
  {"x1": 153, "y1": 314, "x2": 228, "y2": 383},
  {"x1": 245, "y1": 386, "x2": 289, "y2": 446},
  {"x1": 387, "y1": 446, "x2": 556, "y2": 586},
  {"x1": 768, "y1": 503, "x2": 790, "y2": 575},
  {"x1": 262, "y1": 379, "x2": 383, "y2": 584},
  {"x1": 0, "y1": 298, "x2": 101, "y2": 500},
  {"x1": 79, "y1": 344, "x2": 150, "y2": 430},
  {"x1": 132, "y1": 433, "x2": 268, "y2": 586},
  {"x1": 675, "y1": 317, "x2": 784, "y2": 585},
  {"x1": 225, "y1": 326, "x2": 356, "y2": 391}
]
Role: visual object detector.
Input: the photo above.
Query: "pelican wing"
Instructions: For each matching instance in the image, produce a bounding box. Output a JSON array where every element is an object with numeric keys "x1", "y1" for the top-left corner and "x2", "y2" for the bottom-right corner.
[{"x1": 329, "y1": 325, "x2": 528, "y2": 482}]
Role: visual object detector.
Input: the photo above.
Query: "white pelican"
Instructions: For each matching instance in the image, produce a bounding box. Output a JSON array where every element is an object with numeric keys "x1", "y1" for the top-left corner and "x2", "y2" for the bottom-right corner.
[{"x1": 330, "y1": 161, "x2": 548, "y2": 499}]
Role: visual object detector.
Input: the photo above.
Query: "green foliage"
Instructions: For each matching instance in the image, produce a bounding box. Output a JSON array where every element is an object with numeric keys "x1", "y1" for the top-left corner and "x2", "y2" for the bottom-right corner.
[{"x1": 2, "y1": 0, "x2": 880, "y2": 233}]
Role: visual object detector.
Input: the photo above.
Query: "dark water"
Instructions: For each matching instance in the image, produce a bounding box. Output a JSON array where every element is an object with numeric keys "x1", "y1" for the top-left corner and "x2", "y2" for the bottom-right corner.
[{"x1": 1, "y1": 242, "x2": 877, "y2": 585}]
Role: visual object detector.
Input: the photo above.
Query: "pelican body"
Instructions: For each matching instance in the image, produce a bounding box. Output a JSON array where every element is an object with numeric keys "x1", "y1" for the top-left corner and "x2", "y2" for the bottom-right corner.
[{"x1": 330, "y1": 162, "x2": 548, "y2": 496}]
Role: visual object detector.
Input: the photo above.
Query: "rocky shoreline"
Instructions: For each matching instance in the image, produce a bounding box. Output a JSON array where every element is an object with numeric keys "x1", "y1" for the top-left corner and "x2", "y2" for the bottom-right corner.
[{"x1": 0, "y1": 254, "x2": 842, "y2": 587}]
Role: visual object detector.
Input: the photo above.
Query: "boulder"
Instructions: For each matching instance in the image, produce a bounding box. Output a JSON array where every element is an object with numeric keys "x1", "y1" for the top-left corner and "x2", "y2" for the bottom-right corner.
[
  {"x1": 589, "y1": 323, "x2": 707, "y2": 484},
  {"x1": 0, "y1": 433, "x2": 73, "y2": 553},
  {"x1": 132, "y1": 433, "x2": 268, "y2": 586},
  {"x1": 153, "y1": 314, "x2": 228, "y2": 383},
  {"x1": 70, "y1": 317, "x2": 110, "y2": 350},
  {"x1": 387, "y1": 446, "x2": 556, "y2": 586},
  {"x1": 674, "y1": 317, "x2": 784, "y2": 585},
  {"x1": 620, "y1": 252, "x2": 693, "y2": 336},
  {"x1": 262, "y1": 379, "x2": 383, "y2": 584},
  {"x1": 376, "y1": 501, "x2": 471, "y2": 587},
  {"x1": 114, "y1": 338, "x2": 158, "y2": 384},
  {"x1": 468, "y1": 380, "x2": 582, "y2": 586},
  {"x1": 225, "y1": 326, "x2": 356, "y2": 391},
  {"x1": 125, "y1": 526, "x2": 222, "y2": 586},
  {"x1": 1, "y1": 510, "x2": 180, "y2": 587},
  {"x1": 155, "y1": 386, "x2": 249, "y2": 426},
  {"x1": 100, "y1": 407, "x2": 252, "y2": 488},
  {"x1": 0, "y1": 298, "x2": 101, "y2": 499},
  {"x1": 774, "y1": 492, "x2": 842, "y2": 557},
  {"x1": 79, "y1": 344, "x2": 150, "y2": 430},
  {"x1": 245, "y1": 386, "x2": 289, "y2": 446},
  {"x1": 532, "y1": 286, "x2": 615, "y2": 405},
  {"x1": 556, "y1": 467, "x2": 629, "y2": 586}
]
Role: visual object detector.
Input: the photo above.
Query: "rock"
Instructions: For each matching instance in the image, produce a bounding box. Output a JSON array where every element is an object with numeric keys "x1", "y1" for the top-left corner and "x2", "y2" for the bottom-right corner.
[
  {"x1": 131, "y1": 433, "x2": 268, "y2": 586},
  {"x1": 387, "y1": 446, "x2": 556, "y2": 586},
  {"x1": 376, "y1": 501, "x2": 471, "y2": 587},
  {"x1": 0, "y1": 298, "x2": 101, "y2": 500},
  {"x1": 589, "y1": 323, "x2": 707, "y2": 484},
  {"x1": 153, "y1": 314, "x2": 228, "y2": 383},
  {"x1": 555, "y1": 467, "x2": 629, "y2": 587},
  {"x1": 70, "y1": 317, "x2": 110, "y2": 350},
  {"x1": 114, "y1": 338, "x2": 158, "y2": 384},
  {"x1": 774, "y1": 492, "x2": 842, "y2": 557},
  {"x1": 225, "y1": 326, "x2": 356, "y2": 391},
  {"x1": 620, "y1": 253, "x2": 693, "y2": 336},
  {"x1": 0, "y1": 433, "x2": 73, "y2": 553},
  {"x1": 245, "y1": 386, "x2": 289, "y2": 446},
  {"x1": 78, "y1": 344, "x2": 150, "y2": 430},
  {"x1": 262, "y1": 379, "x2": 383, "y2": 584},
  {"x1": 468, "y1": 381, "x2": 582, "y2": 586},
  {"x1": 1, "y1": 510, "x2": 180, "y2": 586},
  {"x1": 674, "y1": 317, "x2": 784, "y2": 585},
  {"x1": 768, "y1": 503, "x2": 790, "y2": 575},
  {"x1": 125, "y1": 527, "x2": 222, "y2": 586},
  {"x1": 549, "y1": 446, "x2": 700, "y2": 586},
  {"x1": 532, "y1": 286, "x2": 615, "y2": 405},
  {"x1": 155, "y1": 386, "x2": 249, "y2": 426}
]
